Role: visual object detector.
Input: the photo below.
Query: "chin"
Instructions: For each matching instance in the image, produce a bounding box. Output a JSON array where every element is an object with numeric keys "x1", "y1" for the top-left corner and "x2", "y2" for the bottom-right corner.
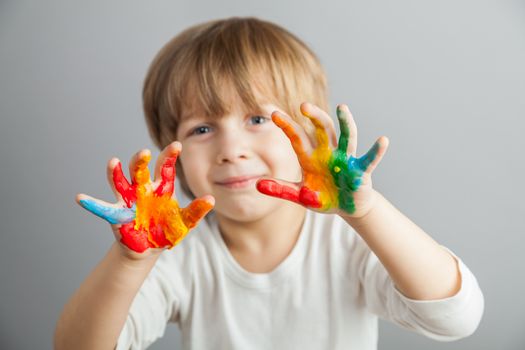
[{"x1": 215, "y1": 195, "x2": 284, "y2": 222}]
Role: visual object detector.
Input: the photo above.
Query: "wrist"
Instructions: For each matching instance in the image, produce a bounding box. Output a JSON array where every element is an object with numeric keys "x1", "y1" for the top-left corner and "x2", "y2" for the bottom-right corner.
[
  {"x1": 339, "y1": 189, "x2": 381, "y2": 226},
  {"x1": 112, "y1": 242, "x2": 162, "y2": 270}
]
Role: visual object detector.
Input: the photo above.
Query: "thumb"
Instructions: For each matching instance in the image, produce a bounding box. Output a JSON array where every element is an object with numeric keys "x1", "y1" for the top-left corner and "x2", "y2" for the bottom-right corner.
[{"x1": 181, "y1": 195, "x2": 215, "y2": 229}]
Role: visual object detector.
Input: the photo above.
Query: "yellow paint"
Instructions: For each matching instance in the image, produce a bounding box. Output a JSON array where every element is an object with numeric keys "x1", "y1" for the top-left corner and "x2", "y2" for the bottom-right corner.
[
  {"x1": 273, "y1": 112, "x2": 339, "y2": 211},
  {"x1": 132, "y1": 153, "x2": 189, "y2": 247}
]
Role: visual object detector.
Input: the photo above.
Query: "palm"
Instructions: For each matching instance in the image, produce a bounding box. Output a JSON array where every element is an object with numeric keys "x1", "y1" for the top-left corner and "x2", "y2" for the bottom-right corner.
[
  {"x1": 257, "y1": 103, "x2": 388, "y2": 218},
  {"x1": 77, "y1": 142, "x2": 214, "y2": 253}
]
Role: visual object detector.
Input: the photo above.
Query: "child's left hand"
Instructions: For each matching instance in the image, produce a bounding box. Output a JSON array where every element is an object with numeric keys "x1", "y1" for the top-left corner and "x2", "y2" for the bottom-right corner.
[{"x1": 256, "y1": 102, "x2": 389, "y2": 218}]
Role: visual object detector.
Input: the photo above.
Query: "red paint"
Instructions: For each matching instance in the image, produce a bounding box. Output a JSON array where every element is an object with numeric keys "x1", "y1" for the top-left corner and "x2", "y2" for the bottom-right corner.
[
  {"x1": 257, "y1": 179, "x2": 322, "y2": 208},
  {"x1": 298, "y1": 187, "x2": 322, "y2": 208},
  {"x1": 113, "y1": 162, "x2": 137, "y2": 208},
  {"x1": 119, "y1": 222, "x2": 154, "y2": 253},
  {"x1": 257, "y1": 179, "x2": 299, "y2": 203},
  {"x1": 147, "y1": 218, "x2": 172, "y2": 247},
  {"x1": 154, "y1": 154, "x2": 177, "y2": 196},
  {"x1": 112, "y1": 150, "x2": 212, "y2": 253}
]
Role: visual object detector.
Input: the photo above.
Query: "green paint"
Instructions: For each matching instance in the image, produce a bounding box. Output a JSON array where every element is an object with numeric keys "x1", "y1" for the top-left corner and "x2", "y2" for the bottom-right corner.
[{"x1": 329, "y1": 106, "x2": 380, "y2": 214}]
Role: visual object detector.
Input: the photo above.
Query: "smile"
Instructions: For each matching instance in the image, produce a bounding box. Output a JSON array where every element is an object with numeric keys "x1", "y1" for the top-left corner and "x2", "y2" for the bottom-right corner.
[{"x1": 215, "y1": 175, "x2": 262, "y2": 189}]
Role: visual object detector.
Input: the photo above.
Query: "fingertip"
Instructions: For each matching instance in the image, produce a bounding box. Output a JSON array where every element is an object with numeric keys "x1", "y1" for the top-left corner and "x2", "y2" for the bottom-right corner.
[
  {"x1": 75, "y1": 193, "x2": 85, "y2": 204},
  {"x1": 76, "y1": 193, "x2": 92, "y2": 209},
  {"x1": 380, "y1": 136, "x2": 390, "y2": 148},
  {"x1": 300, "y1": 102, "x2": 311, "y2": 116},
  {"x1": 202, "y1": 194, "x2": 215, "y2": 206},
  {"x1": 132, "y1": 148, "x2": 150, "y2": 161},
  {"x1": 256, "y1": 178, "x2": 278, "y2": 195},
  {"x1": 340, "y1": 104, "x2": 354, "y2": 117},
  {"x1": 134, "y1": 149, "x2": 152, "y2": 168},
  {"x1": 108, "y1": 157, "x2": 120, "y2": 169},
  {"x1": 255, "y1": 177, "x2": 266, "y2": 189},
  {"x1": 167, "y1": 141, "x2": 182, "y2": 153},
  {"x1": 381, "y1": 137, "x2": 390, "y2": 157},
  {"x1": 255, "y1": 179, "x2": 268, "y2": 194},
  {"x1": 271, "y1": 111, "x2": 285, "y2": 125},
  {"x1": 340, "y1": 103, "x2": 351, "y2": 113},
  {"x1": 336, "y1": 105, "x2": 345, "y2": 119},
  {"x1": 141, "y1": 149, "x2": 151, "y2": 158}
]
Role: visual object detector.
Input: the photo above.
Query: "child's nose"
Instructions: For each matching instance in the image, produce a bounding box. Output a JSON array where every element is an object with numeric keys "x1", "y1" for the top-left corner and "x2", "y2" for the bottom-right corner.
[{"x1": 215, "y1": 131, "x2": 249, "y2": 164}]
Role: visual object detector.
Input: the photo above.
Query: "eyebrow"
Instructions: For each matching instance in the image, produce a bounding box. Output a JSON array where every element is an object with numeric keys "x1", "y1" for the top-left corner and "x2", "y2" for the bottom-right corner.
[
  {"x1": 177, "y1": 117, "x2": 201, "y2": 137},
  {"x1": 179, "y1": 113, "x2": 215, "y2": 127},
  {"x1": 180, "y1": 103, "x2": 274, "y2": 126},
  {"x1": 178, "y1": 115, "x2": 197, "y2": 126}
]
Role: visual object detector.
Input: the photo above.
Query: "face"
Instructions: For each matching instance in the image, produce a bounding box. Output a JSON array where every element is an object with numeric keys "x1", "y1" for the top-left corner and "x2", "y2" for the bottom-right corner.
[{"x1": 176, "y1": 93, "x2": 303, "y2": 223}]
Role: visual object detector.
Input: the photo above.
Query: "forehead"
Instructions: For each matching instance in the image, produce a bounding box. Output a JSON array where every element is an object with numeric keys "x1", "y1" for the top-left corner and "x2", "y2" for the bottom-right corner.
[{"x1": 179, "y1": 81, "x2": 273, "y2": 123}]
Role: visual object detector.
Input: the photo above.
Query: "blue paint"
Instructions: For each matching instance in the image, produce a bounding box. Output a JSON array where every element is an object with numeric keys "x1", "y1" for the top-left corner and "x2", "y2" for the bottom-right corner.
[
  {"x1": 79, "y1": 199, "x2": 136, "y2": 225},
  {"x1": 352, "y1": 141, "x2": 379, "y2": 172}
]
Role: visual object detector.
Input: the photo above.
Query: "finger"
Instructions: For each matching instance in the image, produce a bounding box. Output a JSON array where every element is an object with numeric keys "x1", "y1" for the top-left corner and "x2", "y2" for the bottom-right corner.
[
  {"x1": 154, "y1": 141, "x2": 181, "y2": 197},
  {"x1": 355, "y1": 136, "x2": 389, "y2": 174},
  {"x1": 76, "y1": 193, "x2": 135, "y2": 225},
  {"x1": 256, "y1": 178, "x2": 301, "y2": 204},
  {"x1": 129, "y1": 149, "x2": 152, "y2": 187},
  {"x1": 300, "y1": 102, "x2": 337, "y2": 150},
  {"x1": 336, "y1": 104, "x2": 358, "y2": 156},
  {"x1": 271, "y1": 111, "x2": 312, "y2": 166},
  {"x1": 181, "y1": 195, "x2": 215, "y2": 229},
  {"x1": 108, "y1": 158, "x2": 136, "y2": 208},
  {"x1": 257, "y1": 178, "x2": 323, "y2": 209},
  {"x1": 298, "y1": 186, "x2": 323, "y2": 209}
]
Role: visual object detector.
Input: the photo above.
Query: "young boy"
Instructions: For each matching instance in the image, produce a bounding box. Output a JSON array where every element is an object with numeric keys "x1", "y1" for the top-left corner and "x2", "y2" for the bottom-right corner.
[{"x1": 54, "y1": 17, "x2": 484, "y2": 349}]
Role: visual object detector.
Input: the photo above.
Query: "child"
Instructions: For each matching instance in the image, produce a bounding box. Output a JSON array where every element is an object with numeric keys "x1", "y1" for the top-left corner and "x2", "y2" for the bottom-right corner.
[{"x1": 54, "y1": 17, "x2": 484, "y2": 349}]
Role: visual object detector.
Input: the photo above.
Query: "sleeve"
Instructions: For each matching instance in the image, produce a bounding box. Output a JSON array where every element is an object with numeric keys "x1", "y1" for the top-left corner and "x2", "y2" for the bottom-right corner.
[
  {"x1": 115, "y1": 253, "x2": 183, "y2": 350},
  {"x1": 356, "y1": 241, "x2": 485, "y2": 341}
]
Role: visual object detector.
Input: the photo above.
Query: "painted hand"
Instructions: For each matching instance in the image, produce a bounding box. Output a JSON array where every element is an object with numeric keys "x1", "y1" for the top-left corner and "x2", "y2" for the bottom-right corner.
[
  {"x1": 76, "y1": 142, "x2": 214, "y2": 253},
  {"x1": 256, "y1": 103, "x2": 388, "y2": 218}
]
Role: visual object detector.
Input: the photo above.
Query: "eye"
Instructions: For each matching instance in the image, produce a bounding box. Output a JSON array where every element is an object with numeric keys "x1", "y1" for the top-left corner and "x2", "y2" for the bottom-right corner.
[
  {"x1": 248, "y1": 115, "x2": 269, "y2": 125},
  {"x1": 189, "y1": 125, "x2": 212, "y2": 136}
]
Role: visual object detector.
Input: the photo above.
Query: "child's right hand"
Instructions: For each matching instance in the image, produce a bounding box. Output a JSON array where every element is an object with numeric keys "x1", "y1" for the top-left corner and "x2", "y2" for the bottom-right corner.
[{"x1": 76, "y1": 141, "x2": 214, "y2": 259}]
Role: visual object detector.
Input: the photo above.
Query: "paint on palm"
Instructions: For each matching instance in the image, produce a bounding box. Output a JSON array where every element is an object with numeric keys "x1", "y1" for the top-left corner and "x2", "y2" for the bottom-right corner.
[
  {"x1": 257, "y1": 106, "x2": 379, "y2": 214},
  {"x1": 79, "y1": 151, "x2": 213, "y2": 253}
]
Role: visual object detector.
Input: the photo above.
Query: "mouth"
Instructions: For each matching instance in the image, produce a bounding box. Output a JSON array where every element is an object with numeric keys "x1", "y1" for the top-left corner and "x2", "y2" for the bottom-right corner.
[{"x1": 215, "y1": 175, "x2": 263, "y2": 189}]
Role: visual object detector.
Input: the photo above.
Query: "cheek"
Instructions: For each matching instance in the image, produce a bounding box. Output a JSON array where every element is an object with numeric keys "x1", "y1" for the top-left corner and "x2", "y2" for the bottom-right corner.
[
  {"x1": 265, "y1": 132, "x2": 302, "y2": 180},
  {"x1": 179, "y1": 149, "x2": 208, "y2": 192}
]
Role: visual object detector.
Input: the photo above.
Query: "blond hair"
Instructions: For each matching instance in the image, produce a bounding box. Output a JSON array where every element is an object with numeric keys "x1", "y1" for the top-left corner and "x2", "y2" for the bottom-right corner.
[{"x1": 143, "y1": 16, "x2": 329, "y2": 198}]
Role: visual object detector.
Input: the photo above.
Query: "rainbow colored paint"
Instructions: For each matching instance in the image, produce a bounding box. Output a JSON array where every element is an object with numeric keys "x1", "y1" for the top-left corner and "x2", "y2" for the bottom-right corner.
[
  {"x1": 79, "y1": 150, "x2": 213, "y2": 253},
  {"x1": 257, "y1": 105, "x2": 379, "y2": 214}
]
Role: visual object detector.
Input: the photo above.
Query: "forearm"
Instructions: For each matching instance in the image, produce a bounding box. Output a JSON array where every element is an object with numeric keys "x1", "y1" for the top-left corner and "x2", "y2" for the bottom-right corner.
[
  {"x1": 343, "y1": 190, "x2": 461, "y2": 300},
  {"x1": 54, "y1": 242, "x2": 160, "y2": 350}
]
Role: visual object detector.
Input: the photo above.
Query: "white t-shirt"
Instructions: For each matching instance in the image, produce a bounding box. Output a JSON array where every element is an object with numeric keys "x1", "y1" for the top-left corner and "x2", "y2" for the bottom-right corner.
[{"x1": 117, "y1": 210, "x2": 484, "y2": 350}]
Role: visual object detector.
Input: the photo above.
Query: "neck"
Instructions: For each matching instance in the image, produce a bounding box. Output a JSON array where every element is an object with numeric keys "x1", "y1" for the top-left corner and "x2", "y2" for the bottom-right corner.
[{"x1": 216, "y1": 203, "x2": 307, "y2": 273}]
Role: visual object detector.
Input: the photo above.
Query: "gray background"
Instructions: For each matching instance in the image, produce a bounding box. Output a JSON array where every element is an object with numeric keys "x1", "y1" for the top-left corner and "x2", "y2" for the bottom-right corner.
[{"x1": 1, "y1": 0, "x2": 524, "y2": 349}]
